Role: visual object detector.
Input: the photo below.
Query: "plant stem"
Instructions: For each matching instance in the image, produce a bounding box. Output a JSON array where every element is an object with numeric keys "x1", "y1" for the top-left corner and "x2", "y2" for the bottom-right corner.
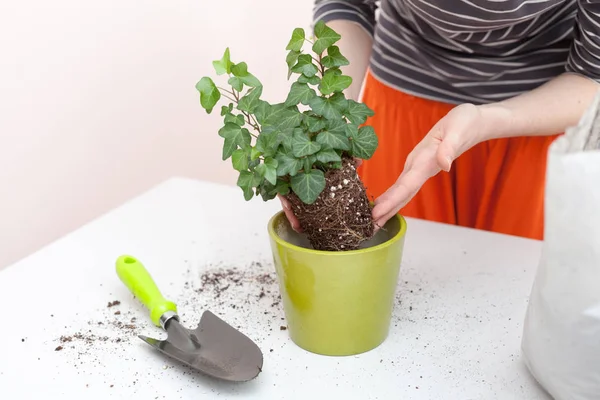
[
  {"x1": 317, "y1": 53, "x2": 325, "y2": 77},
  {"x1": 232, "y1": 87, "x2": 262, "y2": 133},
  {"x1": 219, "y1": 92, "x2": 237, "y2": 103},
  {"x1": 232, "y1": 88, "x2": 240, "y2": 102},
  {"x1": 218, "y1": 86, "x2": 235, "y2": 95},
  {"x1": 250, "y1": 114, "x2": 261, "y2": 130}
]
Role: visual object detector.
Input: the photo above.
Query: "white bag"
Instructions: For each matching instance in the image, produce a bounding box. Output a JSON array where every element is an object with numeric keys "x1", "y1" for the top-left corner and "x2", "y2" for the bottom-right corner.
[{"x1": 522, "y1": 91, "x2": 600, "y2": 399}]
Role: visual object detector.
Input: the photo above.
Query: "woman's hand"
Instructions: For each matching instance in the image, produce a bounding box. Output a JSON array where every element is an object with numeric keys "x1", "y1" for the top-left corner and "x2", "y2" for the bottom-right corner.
[
  {"x1": 279, "y1": 99, "x2": 487, "y2": 232},
  {"x1": 372, "y1": 103, "x2": 488, "y2": 229}
]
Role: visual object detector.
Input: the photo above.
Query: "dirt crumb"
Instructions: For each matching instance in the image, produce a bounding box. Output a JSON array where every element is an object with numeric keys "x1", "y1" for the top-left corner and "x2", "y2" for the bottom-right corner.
[{"x1": 107, "y1": 301, "x2": 120, "y2": 308}]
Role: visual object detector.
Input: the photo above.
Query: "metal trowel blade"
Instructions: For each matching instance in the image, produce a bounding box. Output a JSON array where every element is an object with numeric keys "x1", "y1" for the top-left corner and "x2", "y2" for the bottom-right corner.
[{"x1": 139, "y1": 311, "x2": 263, "y2": 382}]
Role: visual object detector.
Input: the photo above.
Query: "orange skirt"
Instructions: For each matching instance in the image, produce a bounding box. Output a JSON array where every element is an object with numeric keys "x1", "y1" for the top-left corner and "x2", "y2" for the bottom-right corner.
[{"x1": 358, "y1": 71, "x2": 560, "y2": 240}]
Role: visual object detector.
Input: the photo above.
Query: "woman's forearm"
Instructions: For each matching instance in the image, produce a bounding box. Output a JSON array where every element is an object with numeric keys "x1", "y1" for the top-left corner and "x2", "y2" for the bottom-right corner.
[
  {"x1": 478, "y1": 73, "x2": 600, "y2": 141},
  {"x1": 324, "y1": 20, "x2": 373, "y2": 101}
]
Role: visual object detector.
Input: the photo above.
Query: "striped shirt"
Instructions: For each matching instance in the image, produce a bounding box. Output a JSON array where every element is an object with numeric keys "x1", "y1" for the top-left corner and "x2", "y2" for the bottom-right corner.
[{"x1": 313, "y1": 0, "x2": 600, "y2": 105}]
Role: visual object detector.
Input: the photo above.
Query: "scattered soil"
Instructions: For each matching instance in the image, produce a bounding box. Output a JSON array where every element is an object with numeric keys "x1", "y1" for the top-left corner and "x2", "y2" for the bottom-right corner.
[
  {"x1": 286, "y1": 157, "x2": 374, "y2": 251},
  {"x1": 54, "y1": 298, "x2": 142, "y2": 354},
  {"x1": 280, "y1": 326, "x2": 287, "y2": 331},
  {"x1": 54, "y1": 261, "x2": 283, "y2": 356},
  {"x1": 52, "y1": 260, "x2": 290, "y2": 377},
  {"x1": 194, "y1": 262, "x2": 280, "y2": 306},
  {"x1": 60, "y1": 335, "x2": 73, "y2": 343},
  {"x1": 55, "y1": 346, "x2": 63, "y2": 351}
]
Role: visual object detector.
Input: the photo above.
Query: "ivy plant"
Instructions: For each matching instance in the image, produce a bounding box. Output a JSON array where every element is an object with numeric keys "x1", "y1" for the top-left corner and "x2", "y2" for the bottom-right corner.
[{"x1": 196, "y1": 21, "x2": 377, "y2": 204}]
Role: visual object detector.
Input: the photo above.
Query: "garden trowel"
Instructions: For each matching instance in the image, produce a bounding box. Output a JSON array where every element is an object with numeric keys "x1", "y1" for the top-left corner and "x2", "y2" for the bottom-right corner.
[{"x1": 115, "y1": 255, "x2": 263, "y2": 382}]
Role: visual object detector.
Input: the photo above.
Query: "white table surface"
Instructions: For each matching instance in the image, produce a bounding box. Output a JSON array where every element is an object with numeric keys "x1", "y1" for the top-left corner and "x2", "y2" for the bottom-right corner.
[{"x1": 0, "y1": 177, "x2": 551, "y2": 400}]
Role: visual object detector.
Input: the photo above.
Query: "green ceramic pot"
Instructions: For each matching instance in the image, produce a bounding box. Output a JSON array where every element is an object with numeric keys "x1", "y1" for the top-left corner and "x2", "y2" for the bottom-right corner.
[{"x1": 267, "y1": 211, "x2": 407, "y2": 356}]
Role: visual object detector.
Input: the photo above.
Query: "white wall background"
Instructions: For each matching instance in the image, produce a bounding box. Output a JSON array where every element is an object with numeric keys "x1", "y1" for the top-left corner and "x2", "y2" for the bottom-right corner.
[{"x1": 0, "y1": 0, "x2": 314, "y2": 269}]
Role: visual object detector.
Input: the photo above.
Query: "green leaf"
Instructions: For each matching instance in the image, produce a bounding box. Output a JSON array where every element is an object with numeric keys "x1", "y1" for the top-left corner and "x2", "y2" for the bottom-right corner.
[
  {"x1": 316, "y1": 148, "x2": 342, "y2": 163},
  {"x1": 237, "y1": 86, "x2": 263, "y2": 113},
  {"x1": 255, "y1": 159, "x2": 277, "y2": 186},
  {"x1": 290, "y1": 169, "x2": 326, "y2": 204},
  {"x1": 349, "y1": 125, "x2": 378, "y2": 159},
  {"x1": 275, "y1": 150, "x2": 303, "y2": 176},
  {"x1": 231, "y1": 148, "x2": 249, "y2": 171},
  {"x1": 291, "y1": 54, "x2": 318, "y2": 78},
  {"x1": 286, "y1": 28, "x2": 305, "y2": 52},
  {"x1": 254, "y1": 101, "x2": 270, "y2": 125},
  {"x1": 259, "y1": 178, "x2": 290, "y2": 201},
  {"x1": 274, "y1": 179, "x2": 290, "y2": 196},
  {"x1": 195, "y1": 77, "x2": 221, "y2": 114},
  {"x1": 316, "y1": 130, "x2": 351, "y2": 150},
  {"x1": 345, "y1": 123, "x2": 358, "y2": 138},
  {"x1": 228, "y1": 76, "x2": 243, "y2": 92},
  {"x1": 264, "y1": 157, "x2": 278, "y2": 185},
  {"x1": 284, "y1": 82, "x2": 317, "y2": 107},
  {"x1": 212, "y1": 48, "x2": 233, "y2": 75},
  {"x1": 222, "y1": 138, "x2": 237, "y2": 161},
  {"x1": 298, "y1": 74, "x2": 321, "y2": 85},
  {"x1": 241, "y1": 74, "x2": 262, "y2": 88},
  {"x1": 251, "y1": 147, "x2": 262, "y2": 161},
  {"x1": 249, "y1": 159, "x2": 260, "y2": 169},
  {"x1": 319, "y1": 69, "x2": 352, "y2": 95},
  {"x1": 279, "y1": 128, "x2": 295, "y2": 152},
  {"x1": 322, "y1": 45, "x2": 349, "y2": 68},
  {"x1": 252, "y1": 170, "x2": 263, "y2": 187},
  {"x1": 255, "y1": 129, "x2": 279, "y2": 157},
  {"x1": 286, "y1": 50, "x2": 301, "y2": 79},
  {"x1": 345, "y1": 100, "x2": 375, "y2": 125},
  {"x1": 229, "y1": 74, "x2": 261, "y2": 91},
  {"x1": 262, "y1": 103, "x2": 303, "y2": 130},
  {"x1": 218, "y1": 123, "x2": 251, "y2": 148},
  {"x1": 312, "y1": 21, "x2": 341, "y2": 54},
  {"x1": 292, "y1": 130, "x2": 321, "y2": 157},
  {"x1": 224, "y1": 113, "x2": 245, "y2": 126},
  {"x1": 237, "y1": 170, "x2": 255, "y2": 201},
  {"x1": 308, "y1": 94, "x2": 348, "y2": 120},
  {"x1": 231, "y1": 62, "x2": 248, "y2": 76},
  {"x1": 303, "y1": 155, "x2": 316, "y2": 173},
  {"x1": 305, "y1": 114, "x2": 327, "y2": 133},
  {"x1": 255, "y1": 164, "x2": 266, "y2": 181},
  {"x1": 308, "y1": 96, "x2": 338, "y2": 120},
  {"x1": 230, "y1": 62, "x2": 261, "y2": 88},
  {"x1": 326, "y1": 117, "x2": 348, "y2": 135},
  {"x1": 330, "y1": 92, "x2": 349, "y2": 111},
  {"x1": 220, "y1": 104, "x2": 233, "y2": 116}
]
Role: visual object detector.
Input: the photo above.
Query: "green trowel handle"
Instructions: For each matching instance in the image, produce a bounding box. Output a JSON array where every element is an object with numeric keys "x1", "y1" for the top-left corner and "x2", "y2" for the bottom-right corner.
[{"x1": 115, "y1": 255, "x2": 177, "y2": 327}]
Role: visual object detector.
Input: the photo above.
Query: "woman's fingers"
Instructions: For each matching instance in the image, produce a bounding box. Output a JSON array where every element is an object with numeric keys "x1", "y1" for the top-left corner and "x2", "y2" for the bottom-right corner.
[
  {"x1": 372, "y1": 167, "x2": 429, "y2": 229},
  {"x1": 278, "y1": 194, "x2": 302, "y2": 232}
]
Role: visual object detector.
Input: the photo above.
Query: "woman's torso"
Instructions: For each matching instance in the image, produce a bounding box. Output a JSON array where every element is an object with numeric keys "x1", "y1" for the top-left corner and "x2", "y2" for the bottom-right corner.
[{"x1": 371, "y1": 0, "x2": 577, "y2": 104}]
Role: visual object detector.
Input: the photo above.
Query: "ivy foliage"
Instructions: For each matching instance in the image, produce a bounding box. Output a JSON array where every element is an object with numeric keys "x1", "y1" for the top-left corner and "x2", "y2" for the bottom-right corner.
[{"x1": 196, "y1": 21, "x2": 377, "y2": 204}]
